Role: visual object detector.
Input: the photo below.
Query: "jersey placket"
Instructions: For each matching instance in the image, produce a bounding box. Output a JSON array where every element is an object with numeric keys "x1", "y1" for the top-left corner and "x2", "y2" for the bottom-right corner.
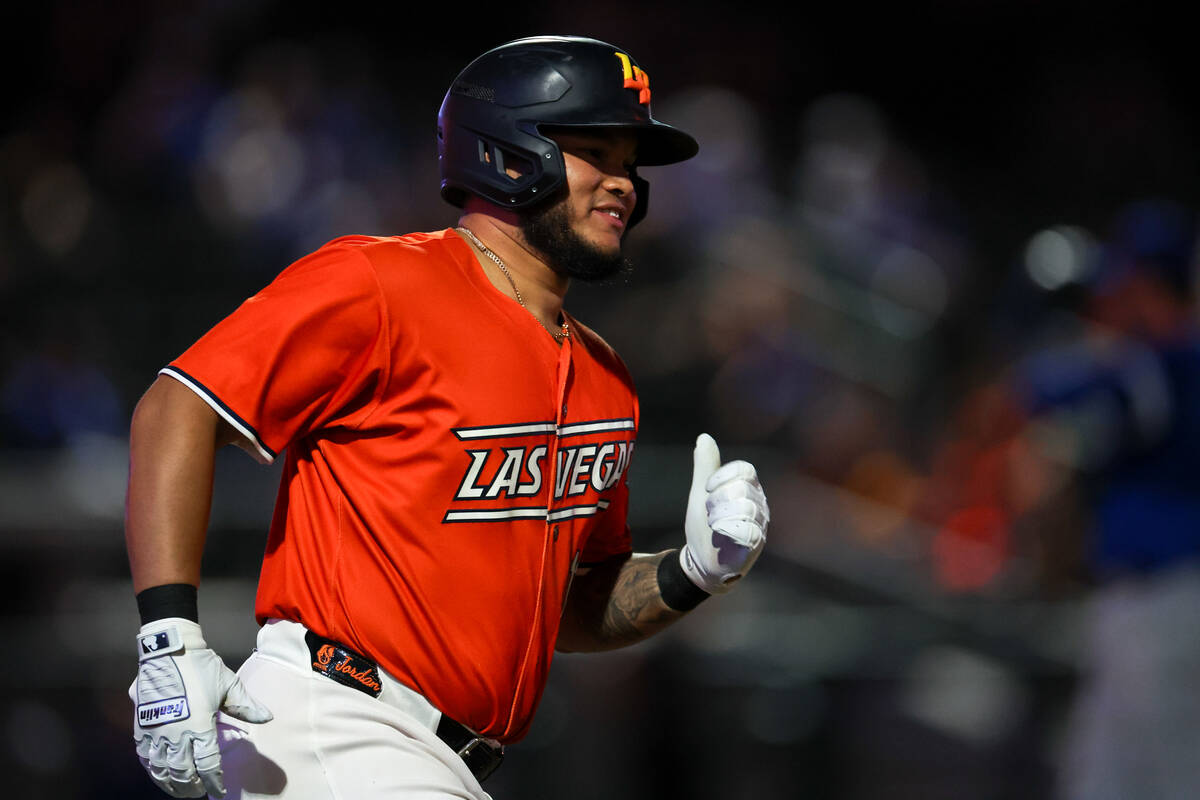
[
  {"x1": 504, "y1": 336, "x2": 573, "y2": 737},
  {"x1": 547, "y1": 335, "x2": 574, "y2": 536}
]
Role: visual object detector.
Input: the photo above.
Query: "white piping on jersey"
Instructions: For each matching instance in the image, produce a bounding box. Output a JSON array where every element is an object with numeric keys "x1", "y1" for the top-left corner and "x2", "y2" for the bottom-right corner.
[
  {"x1": 557, "y1": 419, "x2": 636, "y2": 437},
  {"x1": 548, "y1": 499, "x2": 613, "y2": 520},
  {"x1": 443, "y1": 499, "x2": 610, "y2": 523},
  {"x1": 158, "y1": 367, "x2": 275, "y2": 464},
  {"x1": 454, "y1": 422, "x2": 557, "y2": 440},
  {"x1": 453, "y1": 418, "x2": 634, "y2": 440}
]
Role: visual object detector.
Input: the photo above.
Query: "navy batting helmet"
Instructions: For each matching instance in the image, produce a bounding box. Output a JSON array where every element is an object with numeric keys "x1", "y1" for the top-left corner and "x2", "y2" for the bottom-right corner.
[
  {"x1": 437, "y1": 35, "x2": 699, "y2": 228},
  {"x1": 1092, "y1": 198, "x2": 1200, "y2": 298}
]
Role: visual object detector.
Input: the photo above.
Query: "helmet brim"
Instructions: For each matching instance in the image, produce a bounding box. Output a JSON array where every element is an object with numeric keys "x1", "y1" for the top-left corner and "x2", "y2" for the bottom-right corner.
[{"x1": 539, "y1": 121, "x2": 699, "y2": 167}]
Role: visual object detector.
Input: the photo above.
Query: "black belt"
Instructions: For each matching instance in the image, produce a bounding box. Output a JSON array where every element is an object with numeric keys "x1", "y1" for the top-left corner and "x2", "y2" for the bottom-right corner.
[{"x1": 304, "y1": 631, "x2": 505, "y2": 782}]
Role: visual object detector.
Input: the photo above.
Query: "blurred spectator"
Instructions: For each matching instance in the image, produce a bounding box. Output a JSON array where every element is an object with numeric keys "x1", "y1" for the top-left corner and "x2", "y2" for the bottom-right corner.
[
  {"x1": 0, "y1": 302, "x2": 123, "y2": 449},
  {"x1": 930, "y1": 197, "x2": 1200, "y2": 798}
]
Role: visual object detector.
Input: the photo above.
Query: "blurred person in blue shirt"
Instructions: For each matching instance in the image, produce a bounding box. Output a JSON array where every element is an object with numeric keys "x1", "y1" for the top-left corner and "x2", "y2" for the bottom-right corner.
[
  {"x1": 1003, "y1": 197, "x2": 1200, "y2": 800},
  {"x1": 0, "y1": 304, "x2": 124, "y2": 450}
]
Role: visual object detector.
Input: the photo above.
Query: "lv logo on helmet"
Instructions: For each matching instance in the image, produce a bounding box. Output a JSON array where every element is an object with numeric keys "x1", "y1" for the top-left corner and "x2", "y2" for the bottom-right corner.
[{"x1": 614, "y1": 52, "x2": 651, "y2": 105}]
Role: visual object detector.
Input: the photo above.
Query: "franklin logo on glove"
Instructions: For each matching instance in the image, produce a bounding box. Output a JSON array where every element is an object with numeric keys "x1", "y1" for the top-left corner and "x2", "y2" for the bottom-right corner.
[{"x1": 138, "y1": 698, "x2": 190, "y2": 726}]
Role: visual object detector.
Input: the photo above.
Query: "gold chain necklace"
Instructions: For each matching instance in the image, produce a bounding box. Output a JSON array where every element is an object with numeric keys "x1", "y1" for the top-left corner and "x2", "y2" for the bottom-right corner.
[{"x1": 456, "y1": 226, "x2": 569, "y2": 342}]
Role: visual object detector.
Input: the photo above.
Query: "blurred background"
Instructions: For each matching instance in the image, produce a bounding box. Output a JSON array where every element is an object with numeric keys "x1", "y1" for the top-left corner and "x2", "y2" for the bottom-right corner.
[{"x1": 4, "y1": 1, "x2": 1200, "y2": 798}]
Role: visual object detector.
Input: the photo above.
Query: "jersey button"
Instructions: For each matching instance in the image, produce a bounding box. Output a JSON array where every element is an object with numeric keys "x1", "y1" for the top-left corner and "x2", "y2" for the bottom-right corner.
[{"x1": 552, "y1": 525, "x2": 560, "y2": 542}]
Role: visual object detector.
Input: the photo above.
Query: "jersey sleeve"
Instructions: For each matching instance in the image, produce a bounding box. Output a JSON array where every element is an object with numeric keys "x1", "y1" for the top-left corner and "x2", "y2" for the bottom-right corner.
[{"x1": 162, "y1": 244, "x2": 389, "y2": 462}]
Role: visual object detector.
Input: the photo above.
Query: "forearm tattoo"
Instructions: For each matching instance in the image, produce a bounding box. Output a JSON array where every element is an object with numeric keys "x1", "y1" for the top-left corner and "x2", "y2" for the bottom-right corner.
[{"x1": 596, "y1": 552, "x2": 683, "y2": 646}]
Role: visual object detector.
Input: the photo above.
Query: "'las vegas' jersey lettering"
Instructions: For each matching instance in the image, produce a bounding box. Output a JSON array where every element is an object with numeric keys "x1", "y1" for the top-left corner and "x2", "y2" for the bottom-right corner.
[
  {"x1": 444, "y1": 419, "x2": 635, "y2": 523},
  {"x1": 592, "y1": 442, "x2": 618, "y2": 491},
  {"x1": 554, "y1": 449, "x2": 576, "y2": 498},
  {"x1": 455, "y1": 450, "x2": 491, "y2": 499},
  {"x1": 568, "y1": 445, "x2": 596, "y2": 496},
  {"x1": 518, "y1": 446, "x2": 546, "y2": 496},
  {"x1": 486, "y1": 448, "x2": 525, "y2": 498}
]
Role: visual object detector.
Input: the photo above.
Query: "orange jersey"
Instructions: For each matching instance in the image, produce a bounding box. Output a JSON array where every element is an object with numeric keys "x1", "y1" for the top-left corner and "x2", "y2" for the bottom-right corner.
[{"x1": 162, "y1": 229, "x2": 637, "y2": 742}]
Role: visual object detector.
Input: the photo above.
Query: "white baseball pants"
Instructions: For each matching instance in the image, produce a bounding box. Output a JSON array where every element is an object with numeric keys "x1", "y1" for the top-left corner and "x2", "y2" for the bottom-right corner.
[
  {"x1": 217, "y1": 619, "x2": 493, "y2": 800},
  {"x1": 1057, "y1": 564, "x2": 1200, "y2": 800}
]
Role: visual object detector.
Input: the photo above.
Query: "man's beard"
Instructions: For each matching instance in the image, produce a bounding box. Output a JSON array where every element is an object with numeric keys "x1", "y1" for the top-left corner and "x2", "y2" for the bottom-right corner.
[{"x1": 520, "y1": 200, "x2": 632, "y2": 284}]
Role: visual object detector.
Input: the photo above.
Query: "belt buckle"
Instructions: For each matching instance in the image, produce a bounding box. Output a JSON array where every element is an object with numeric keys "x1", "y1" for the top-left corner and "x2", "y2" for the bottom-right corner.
[{"x1": 457, "y1": 736, "x2": 505, "y2": 782}]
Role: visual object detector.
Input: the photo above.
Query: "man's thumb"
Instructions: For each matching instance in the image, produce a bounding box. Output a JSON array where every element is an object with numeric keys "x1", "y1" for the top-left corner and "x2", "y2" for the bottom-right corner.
[
  {"x1": 691, "y1": 433, "x2": 722, "y2": 492},
  {"x1": 221, "y1": 678, "x2": 273, "y2": 724}
]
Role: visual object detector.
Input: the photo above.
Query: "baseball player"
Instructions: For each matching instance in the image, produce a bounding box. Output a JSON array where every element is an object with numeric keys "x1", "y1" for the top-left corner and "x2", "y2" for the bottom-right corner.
[{"x1": 125, "y1": 35, "x2": 769, "y2": 800}]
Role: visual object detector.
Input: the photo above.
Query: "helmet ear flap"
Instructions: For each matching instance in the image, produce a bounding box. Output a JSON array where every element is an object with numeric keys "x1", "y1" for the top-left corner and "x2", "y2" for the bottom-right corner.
[
  {"x1": 476, "y1": 139, "x2": 538, "y2": 187},
  {"x1": 439, "y1": 121, "x2": 561, "y2": 209}
]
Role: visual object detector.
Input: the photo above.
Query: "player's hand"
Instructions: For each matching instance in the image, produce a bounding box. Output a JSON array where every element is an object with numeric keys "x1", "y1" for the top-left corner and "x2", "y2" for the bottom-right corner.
[
  {"x1": 680, "y1": 433, "x2": 769, "y2": 594},
  {"x1": 129, "y1": 618, "x2": 272, "y2": 798}
]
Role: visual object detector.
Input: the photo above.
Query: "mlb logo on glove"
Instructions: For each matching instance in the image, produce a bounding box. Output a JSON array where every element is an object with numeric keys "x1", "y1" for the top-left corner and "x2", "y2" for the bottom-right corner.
[{"x1": 140, "y1": 632, "x2": 171, "y2": 655}]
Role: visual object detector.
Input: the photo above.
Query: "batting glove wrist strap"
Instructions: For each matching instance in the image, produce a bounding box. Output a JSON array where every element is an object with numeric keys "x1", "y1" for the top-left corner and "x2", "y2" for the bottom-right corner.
[
  {"x1": 137, "y1": 618, "x2": 205, "y2": 661},
  {"x1": 130, "y1": 619, "x2": 272, "y2": 798},
  {"x1": 656, "y1": 549, "x2": 711, "y2": 611},
  {"x1": 681, "y1": 433, "x2": 769, "y2": 596}
]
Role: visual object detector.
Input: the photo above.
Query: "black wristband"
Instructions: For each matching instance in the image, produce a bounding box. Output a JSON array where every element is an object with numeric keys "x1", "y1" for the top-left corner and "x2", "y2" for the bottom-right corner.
[
  {"x1": 136, "y1": 583, "x2": 199, "y2": 625},
  {"x1": 656, "y1": 549, "x2": 711, "y2": 612}
]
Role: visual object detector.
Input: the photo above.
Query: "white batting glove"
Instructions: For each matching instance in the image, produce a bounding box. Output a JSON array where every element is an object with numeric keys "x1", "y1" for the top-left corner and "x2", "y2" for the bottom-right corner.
[
  {"x1": 129, "y1": 618, "x2": 272, "y2": 798},
  {"x1": 680, "y1": 433, "x2": 769, "y2": 593}
]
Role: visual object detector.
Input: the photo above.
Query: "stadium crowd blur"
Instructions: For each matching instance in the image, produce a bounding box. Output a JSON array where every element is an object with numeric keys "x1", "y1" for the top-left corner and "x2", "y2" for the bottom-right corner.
[{"x1": 3, "y1": 4, "x2": 1199, "y2": 799}]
